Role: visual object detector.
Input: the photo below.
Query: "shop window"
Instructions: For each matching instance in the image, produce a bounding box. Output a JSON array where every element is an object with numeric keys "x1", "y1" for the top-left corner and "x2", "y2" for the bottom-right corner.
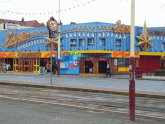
[
  {"x1": 119, "y1": 58, "x2": 129, "y2": 67},
  {"x1": 99, "y1": 38, "x2": 105, "y2": 46},
  {"x1": 161, "y1": 43, "x2": 165, "y2": 49},
  {"x1": 116, "y1": 39, "x2": 121, "y2": 47},
  {"x1": 88, "y1": 38, "x2": 94, "y2": 46},
  {"x1": 70, "y1": 39, "x2": 77, "y2": 47},
  {"x1": 79, "y1": 39, "x2": 85, "y2": 46}
]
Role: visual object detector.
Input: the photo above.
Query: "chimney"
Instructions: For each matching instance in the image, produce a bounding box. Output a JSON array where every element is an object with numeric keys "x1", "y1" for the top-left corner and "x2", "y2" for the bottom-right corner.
[{"x1": 22, "y1": 17, "x2": 24, "y2": 26}]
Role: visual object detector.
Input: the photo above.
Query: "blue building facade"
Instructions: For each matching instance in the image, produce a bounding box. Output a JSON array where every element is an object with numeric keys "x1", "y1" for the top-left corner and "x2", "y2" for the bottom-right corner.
[{"x1": 0, "y1": 20, "x2": 165, "y2": 74}]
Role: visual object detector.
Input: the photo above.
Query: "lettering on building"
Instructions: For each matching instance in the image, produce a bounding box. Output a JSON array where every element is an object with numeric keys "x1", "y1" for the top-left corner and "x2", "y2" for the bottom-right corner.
[
  {"x1": 5, "y1": 31, "x2": 30, "y2": 48},
  {"x1": 112, "y1": 20, "x2": 131, "y2": 36},
  {"x1": 17, "y1": 51, "x2": 41, "y2": 58}
]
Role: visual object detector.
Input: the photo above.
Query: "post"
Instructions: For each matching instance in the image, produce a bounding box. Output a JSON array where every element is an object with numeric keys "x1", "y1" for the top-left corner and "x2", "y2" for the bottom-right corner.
[
  {"x1": 57, "y1": 0, "x2": 60, "y2": 76},
  {"x1": 51, "y1": 39, "x2": 52, "y2": 85},
  {"x1": 129, "y1": 0, "x2": 135, "y2": 121}
]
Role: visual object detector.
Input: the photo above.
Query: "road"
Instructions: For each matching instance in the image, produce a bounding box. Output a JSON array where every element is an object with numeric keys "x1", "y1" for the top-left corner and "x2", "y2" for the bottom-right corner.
[
  {"x1": 1, "y1": 97, "x2": 165, "y2": 124},
  {"x1": 0, "y1": 85, "x2": 165, "y2": 120},
  {"x1": 0, "y1": 74, "x2": 165, "y2": 93}
]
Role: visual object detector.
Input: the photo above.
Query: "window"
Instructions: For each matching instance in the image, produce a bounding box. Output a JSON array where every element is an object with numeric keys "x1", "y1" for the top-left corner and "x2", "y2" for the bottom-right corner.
[
  {"x1": 99, "y1": 38, "x2": 105, "y2": 46},
  {"x1": 79, "y1": 39, "x2": 85, "y2": 46},
  {"x1": 70, "y1": 39, "x2": 77, "y2": 47},
  {"x1": 119, "y1": 58, "x2": 129, "y2": 67},
  {"x1": 161, "y1": 43, "x2": 165, "y2": 49},
  {"x1": 88, "y1": 38, "x2": 94, "y2": 46},
  {"x1": 116, "y1": 39, "x2": 121, "y2": 47}
]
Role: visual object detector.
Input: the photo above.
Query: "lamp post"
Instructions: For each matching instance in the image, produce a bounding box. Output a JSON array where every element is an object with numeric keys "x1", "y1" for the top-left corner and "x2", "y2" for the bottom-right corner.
[
  {"x1": 57, "y1": 0, "x2": 61, "y2": 76},
  {"x1": 51, "y1": 39, "x2": 53, "y2": 85},
  {"x1": 129, "y1": 0, "x2": 135, "y2": 121}
]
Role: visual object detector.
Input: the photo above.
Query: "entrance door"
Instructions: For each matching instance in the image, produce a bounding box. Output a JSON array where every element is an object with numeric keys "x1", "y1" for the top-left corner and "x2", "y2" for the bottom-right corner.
[
  {"x1": 24, "y1": 60, "x2": 29, "y2": 72},
  {"x1": 5, "y1": 58, "x2": 13, "y2": 72},
  {"x1": 13, "y1": 58, "x2": 18, "y2": 71},
  {"x1": 85, "y1": 61, "x2": 93, "y2": 73},
  {"x1": 98, "y1": 61, "x2": 107, "y2": 73},
  {"x1": 34, "y1": 58, "x2": 40, "y2": 73}
]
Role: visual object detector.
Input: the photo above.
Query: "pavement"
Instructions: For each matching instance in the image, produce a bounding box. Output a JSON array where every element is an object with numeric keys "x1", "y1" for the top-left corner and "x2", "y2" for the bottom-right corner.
[{"x1": 0, "y1": 72, "x2": 165, "y2": 99}]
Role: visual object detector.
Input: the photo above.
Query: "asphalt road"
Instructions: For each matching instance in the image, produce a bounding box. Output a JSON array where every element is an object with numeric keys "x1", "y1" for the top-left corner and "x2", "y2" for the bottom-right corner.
[
  {"x1": 0, "y1": 98, "x2": 165, "y2": 124},
  {"x1": 0, "y1": 75, "x2": 165, "y2": 93}
]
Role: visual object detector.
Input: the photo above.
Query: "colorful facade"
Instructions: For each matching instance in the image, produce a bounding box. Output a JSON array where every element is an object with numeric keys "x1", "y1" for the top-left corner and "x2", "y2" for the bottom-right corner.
[{"x1": 0, "y1": 20, "x2": 165, "y2": 74}]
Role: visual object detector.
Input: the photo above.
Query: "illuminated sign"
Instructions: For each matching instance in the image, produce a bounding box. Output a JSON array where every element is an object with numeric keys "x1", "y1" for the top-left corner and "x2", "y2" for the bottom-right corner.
[
  {"x1": 113, "y1": 51, "x2": 139, "y2": 57},
  {"x1": 5, "y1": 31, "x2": 30, "y2": 48},
  {"x1": 5, "y1": 31, "x2": 48, "y2": 49},
  {"x1": 112, "y1": 20, "x2": 130, "y2": 36},
  {"x1": 0, "y1": 52, "x2": 16, "y2": 58},
  {"x1": 44, "y1": 52, "x2": 57, "y2": 57},
  {"x1": 17, "y1": 51, "x2": 41, "y2": 58}
]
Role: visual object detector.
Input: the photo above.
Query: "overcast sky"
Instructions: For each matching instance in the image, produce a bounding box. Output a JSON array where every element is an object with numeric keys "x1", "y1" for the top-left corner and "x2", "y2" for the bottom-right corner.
[{"x1": 0, "y1": 0, "x2": 165, "y2": 27}]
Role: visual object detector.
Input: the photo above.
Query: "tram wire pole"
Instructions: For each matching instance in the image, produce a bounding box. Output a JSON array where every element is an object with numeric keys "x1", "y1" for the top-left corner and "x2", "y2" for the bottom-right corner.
[
  {"x1": 57, "y1": 0, "x2": 60, "y2": 76},
  {"x1": 51, "y1": 38, "x2": 53, "y2": 85},
  {"x1": 129, "y1": 0, "x2": 135, "y2": 121}
]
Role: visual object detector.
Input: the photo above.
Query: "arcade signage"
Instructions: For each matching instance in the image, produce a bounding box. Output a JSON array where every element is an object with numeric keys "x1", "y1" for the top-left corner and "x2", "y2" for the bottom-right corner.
[
  {"x1": 99, "y1": 58, "x2": 108, "y2": 61},
  {"x1": 44, "y1": 52, "x2": 57, "y2": 57},
  {"x1": 147, "y1": 30, "x2": 165, "y2": 36},
  {"x1": 5, "y1": 30, "x2": 48, "y2": 49},
  {"x1": 112, "y1": 20, "x2": 130, "y2": 36},
  {"x1": 113, "y1": 51, "x2": 139, "y2": 57},
  {"x1": 0, "y1": 52, "x2": 16, "y2": 58},
  {"x1": 5, "y1": 31, "x2": 30, "y2": 48},
  {"x1": 4, "y1": 23, "x2": 20, "y2": 30},
  {"x1": 17, "y1": 51, "x2": 41, "y2": 58},
  {"x1": 47, "y1": 17, "x2": 58, "y2": 38},
  {"x1": 85, "y1": 58, "x2": 95, "y2": 60}
]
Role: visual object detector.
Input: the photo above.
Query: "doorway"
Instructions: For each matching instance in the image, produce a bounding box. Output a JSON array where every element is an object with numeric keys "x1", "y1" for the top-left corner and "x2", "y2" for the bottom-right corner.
[
  {"x1": 85, "y1": 61, "x2": 93, "y2": 73},
  {"x1": 13, "y1": 58, "x2": 18, "y2": 71},
  {"x1": 24, "y1": 59, "x2": 29, "y2": 72},
  {"x1": 98, "y1": 61, "x2": 107, "y2": 73},
  {"x1": 34, "y1": 58, "x2": 40, "y2": 73},
  {"x1": 5, "y1": 58, "x2": 13, "y2": 71}
]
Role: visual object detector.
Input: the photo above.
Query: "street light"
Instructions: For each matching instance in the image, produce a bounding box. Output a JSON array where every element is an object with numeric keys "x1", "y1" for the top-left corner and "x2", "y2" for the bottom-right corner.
[{"x1": 129, "y1": 0, "x2": 135, "y2": 121}]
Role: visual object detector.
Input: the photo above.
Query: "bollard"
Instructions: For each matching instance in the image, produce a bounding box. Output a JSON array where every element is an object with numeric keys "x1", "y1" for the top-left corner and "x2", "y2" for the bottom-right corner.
[
  {"x1": 147, "y1": 68, "x2": 148, "y2": 76},
  {"x1": 150, "y1": 68, "x2": 151, "y2": 76}
]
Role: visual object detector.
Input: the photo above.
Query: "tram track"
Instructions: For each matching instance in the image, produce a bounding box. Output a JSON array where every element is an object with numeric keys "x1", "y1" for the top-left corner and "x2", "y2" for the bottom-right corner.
[{"x1": 0, "y1": 85, "x2": 165, "y2": 120}]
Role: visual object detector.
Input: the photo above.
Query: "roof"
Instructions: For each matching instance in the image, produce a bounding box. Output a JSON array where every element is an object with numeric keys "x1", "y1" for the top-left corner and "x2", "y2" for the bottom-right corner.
[{"x1": 0, "y1": 18, "x2": 45, "y2": 27}]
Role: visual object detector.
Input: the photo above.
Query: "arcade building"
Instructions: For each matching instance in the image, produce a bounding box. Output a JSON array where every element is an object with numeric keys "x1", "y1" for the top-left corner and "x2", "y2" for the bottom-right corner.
[{"x1": 0, "y1": 20, "x2": 165, "y2": 75}]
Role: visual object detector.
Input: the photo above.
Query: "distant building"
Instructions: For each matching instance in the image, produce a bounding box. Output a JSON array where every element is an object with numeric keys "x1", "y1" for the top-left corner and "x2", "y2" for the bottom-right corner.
[{"x1": 0, "y1": 17, "x2": 46, "y2": 30}]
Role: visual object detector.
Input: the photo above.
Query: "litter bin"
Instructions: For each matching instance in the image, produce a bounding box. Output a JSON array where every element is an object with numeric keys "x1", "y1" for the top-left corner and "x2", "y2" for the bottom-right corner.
[{"x1": 135, "y1": 66, "x2": 142, "y2": 78}]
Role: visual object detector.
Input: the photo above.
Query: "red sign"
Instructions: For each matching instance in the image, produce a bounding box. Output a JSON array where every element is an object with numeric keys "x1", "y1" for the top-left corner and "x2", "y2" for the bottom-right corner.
[
  {"x1": 113, "y1": 51, "x2": 139, "y2": 57},
  {"x1": 44, "y1": 52, "x2": 57, "y2": 57},
  {"x1": 0, "y1": 52, "x2": 16, "y2": 57},
  {"x1": 18, "y1": 51, "x2": 41, "y2": 58}
]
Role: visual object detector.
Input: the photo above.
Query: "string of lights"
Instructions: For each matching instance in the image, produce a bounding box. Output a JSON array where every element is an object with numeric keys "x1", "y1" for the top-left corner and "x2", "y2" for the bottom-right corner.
[
  {"x1": 4, "y1": 0, "x2": 81, "y2": 12},
  {"x1": 0, "y1": 0, "x2": 95, "y2": 15}
]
